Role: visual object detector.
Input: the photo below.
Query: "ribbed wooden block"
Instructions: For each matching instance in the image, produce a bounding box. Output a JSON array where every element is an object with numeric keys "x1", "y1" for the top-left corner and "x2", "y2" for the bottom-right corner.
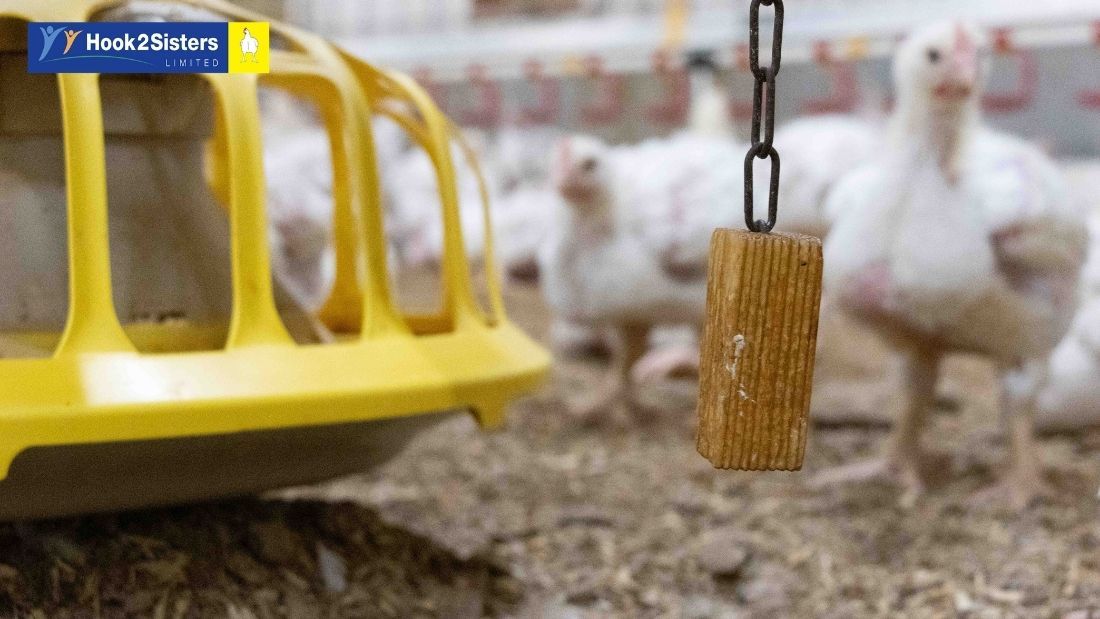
[{"x1": 696, "y1": 229, "x2": 824, "y2": 471}]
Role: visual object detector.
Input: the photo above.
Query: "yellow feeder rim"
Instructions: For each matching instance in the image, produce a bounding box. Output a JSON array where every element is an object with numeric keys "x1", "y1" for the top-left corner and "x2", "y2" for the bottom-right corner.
[{"x1": 0, "y1": 0, "x2": 550, "y2": 516}]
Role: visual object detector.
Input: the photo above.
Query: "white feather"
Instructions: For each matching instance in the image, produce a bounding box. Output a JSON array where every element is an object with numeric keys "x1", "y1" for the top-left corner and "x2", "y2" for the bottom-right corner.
[{"x1": 770, "y1": 114, "x2": 883, "y2": 237}]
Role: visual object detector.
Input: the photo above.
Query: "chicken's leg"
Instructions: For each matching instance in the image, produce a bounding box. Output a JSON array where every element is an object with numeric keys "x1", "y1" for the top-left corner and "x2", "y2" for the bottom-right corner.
[
  {"x1": 974, "y1": 361, "x2": 1052, "y2": 509},
  {"x1": 569, "y1": 322, "x2": 651, "y2": 422},
  {"x1": 619, "y1": 322, "x2": 654, "y2": 413},
  {"x1": 811, "y1": 348, "x2": 940, "y2": 508},
  {"x1": 886, "y1": 348, "x2": 940, "y2": 504}
]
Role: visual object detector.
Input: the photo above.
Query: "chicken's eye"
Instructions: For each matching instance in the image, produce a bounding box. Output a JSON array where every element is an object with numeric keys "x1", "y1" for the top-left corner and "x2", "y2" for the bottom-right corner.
[
  {"x1": 580, "y1": 158, "x2": 598, "y2": 173},
  {"x1": 927, "y1": 48, "x2": 941, "y2": 64}
]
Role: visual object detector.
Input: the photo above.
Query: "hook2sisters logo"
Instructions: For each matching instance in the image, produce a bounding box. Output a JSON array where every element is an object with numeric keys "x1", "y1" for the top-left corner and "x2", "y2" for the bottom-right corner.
[
  {"x1": 27, "y1": 21, "x2": 269, "y2": 74},
  {"x1": 37, "y1": 25, "x2": 83, "y2": 61}
]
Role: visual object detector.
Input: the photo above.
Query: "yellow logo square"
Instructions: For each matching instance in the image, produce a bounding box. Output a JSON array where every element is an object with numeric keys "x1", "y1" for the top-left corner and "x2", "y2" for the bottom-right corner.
[{"x1": 228, "y1": 22, "x2": 269, "y2": 74}]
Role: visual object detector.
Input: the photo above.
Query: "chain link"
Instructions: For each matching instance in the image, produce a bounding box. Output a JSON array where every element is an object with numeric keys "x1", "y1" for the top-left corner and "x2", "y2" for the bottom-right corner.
[{"x1": 743, "y1": 0, "x2": 784, "y2": 233}]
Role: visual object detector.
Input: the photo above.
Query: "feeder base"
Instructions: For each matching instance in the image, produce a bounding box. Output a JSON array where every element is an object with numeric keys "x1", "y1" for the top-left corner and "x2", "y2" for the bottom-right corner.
[{"x1": 0, "y1": 413, "x2": 455, "y2": 520}]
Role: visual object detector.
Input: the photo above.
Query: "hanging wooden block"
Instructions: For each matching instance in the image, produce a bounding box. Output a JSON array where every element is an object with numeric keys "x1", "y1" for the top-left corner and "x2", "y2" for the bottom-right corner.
[{"x1": 696, "y1": 229, "x2": 823, "y2": 471}]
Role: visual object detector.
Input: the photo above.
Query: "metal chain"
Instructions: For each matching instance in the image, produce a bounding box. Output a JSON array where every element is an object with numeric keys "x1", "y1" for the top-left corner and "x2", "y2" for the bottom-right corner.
[{"x1": 743, "y1": 0, "x2": 783, "y2": 233}]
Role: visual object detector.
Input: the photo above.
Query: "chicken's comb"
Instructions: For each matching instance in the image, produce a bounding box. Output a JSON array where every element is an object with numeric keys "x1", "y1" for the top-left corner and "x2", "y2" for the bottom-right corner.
[
  {"x1": 954, "y1": 22, "x2": 977, "y2": 57},
  {"x1": 555, "y1": 137, "x2": 573, "y2": 175}
]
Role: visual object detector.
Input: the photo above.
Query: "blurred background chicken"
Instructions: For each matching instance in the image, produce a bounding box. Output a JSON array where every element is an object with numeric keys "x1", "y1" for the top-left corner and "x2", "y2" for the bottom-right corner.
[
  {"x1": 538, "y1": 133, "x2": 712, "y2": 418},
  {"x1": 263, "y1": 129, "x2": 336, "y2": 310},
  {"x1": 773, "y1": 114, "x2": 883, "y2": 238},
  {"x1": 1037, "y1": 196, "x2": 1100, "y2": 429}
]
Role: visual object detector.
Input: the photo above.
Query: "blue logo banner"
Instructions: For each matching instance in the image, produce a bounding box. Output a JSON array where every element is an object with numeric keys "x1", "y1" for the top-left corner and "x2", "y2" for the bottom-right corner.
[{"x1": 27, "y1": 22, "x2": 267, "y2": 74}]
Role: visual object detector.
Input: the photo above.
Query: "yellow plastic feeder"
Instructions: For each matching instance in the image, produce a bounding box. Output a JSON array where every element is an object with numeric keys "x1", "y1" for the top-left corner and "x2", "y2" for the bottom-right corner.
[{"x1": 0, "y1": 0, "x2": 549, "y2": 519}]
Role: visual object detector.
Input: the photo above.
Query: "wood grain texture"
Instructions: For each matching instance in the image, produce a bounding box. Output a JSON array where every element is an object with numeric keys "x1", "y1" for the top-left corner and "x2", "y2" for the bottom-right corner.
[{"x1": 696, "y1": 229, "x2": 824, "y2": 471}]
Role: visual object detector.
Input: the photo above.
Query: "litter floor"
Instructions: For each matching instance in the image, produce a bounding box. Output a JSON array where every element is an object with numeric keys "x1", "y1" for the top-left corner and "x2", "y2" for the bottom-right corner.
[{"x1": 2, "y1": 279, "x2": 1099, "y2": 618}]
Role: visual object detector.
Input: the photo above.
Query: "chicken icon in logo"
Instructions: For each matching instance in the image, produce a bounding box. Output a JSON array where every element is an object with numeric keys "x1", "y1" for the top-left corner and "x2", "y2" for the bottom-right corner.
[
  {"x1": 228, "y1": 22, "x2": 270, "y2": 73},
  {"x1": 240, "y1": 27, "x2": 259, "y2": 63}
]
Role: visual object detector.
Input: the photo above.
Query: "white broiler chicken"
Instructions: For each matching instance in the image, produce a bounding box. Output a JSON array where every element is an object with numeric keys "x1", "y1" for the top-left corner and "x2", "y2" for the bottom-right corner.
[
  {"x1": 685, "y1": 51, "x2": 735, "y2": 139},
  {"x1": 263, "y1": 109, "x2": 411, "y2": 309},
  {"x1": 540, "y1": 134, "x2": 739, "y2": 417},
  {"x1": 612, "y1": 132, "x2": 748, "y2": 382},
  {"x1": 493, "y1": 51, "x2": 737, "y2": 286},
  {"x1": 621, "y1": 132, "x2": 745, "y2": 278},
  {"x1": 1037, "y1": 212, "x2": 1100, "y2": 430},
  {"x1": 615, "y1": 50, "x2": 739, "y2": 377},
  {"x1": 498, "y1": 50, "x2": 737, "y2": 288},
  {"x1": 537, "y1": 50, "x2": 740, "y2": 364},
  {"x1": 817, "y1": 21, "x2": 1088, "y2": 508}
]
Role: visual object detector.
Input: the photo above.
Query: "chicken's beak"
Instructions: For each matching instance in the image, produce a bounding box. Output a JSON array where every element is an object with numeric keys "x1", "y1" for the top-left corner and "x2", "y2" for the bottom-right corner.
[
  {"x1": 936, "y1": 25, "x2": 980, "y2": 99},
  {"x1": 550, "y1": 140, "x2": 574, "y2": 191}
]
